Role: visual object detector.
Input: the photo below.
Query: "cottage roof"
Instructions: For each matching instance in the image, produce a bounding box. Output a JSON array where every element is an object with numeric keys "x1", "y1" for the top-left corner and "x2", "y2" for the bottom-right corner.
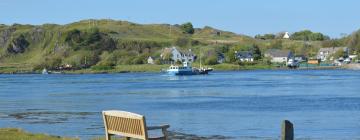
[
  {"x1": 236, "y1": 51, "x2": 253, "y2": 58},
  {"x1": 162, "y1": 46, "x2": 194, "y2": 56},
  {"x1": 265, "y1": 49, "x2": 291, "y2": 57}
]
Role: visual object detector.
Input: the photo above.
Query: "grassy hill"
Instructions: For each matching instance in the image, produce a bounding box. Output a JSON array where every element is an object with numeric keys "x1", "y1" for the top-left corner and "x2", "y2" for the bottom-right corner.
[{"x1": 1, "y1": 19, "x2": 356, "y2": 73}]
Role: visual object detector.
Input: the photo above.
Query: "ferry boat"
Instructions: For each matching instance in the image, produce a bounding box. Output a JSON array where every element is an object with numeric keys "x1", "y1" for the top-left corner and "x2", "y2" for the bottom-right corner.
[{"x1": 166, "y1": 61, "x2": 212, "y2": 75}]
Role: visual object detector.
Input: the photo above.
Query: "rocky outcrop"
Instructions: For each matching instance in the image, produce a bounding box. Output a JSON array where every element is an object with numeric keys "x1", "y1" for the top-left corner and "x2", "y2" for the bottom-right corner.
[
  {"x1": 7, "y1": 34, "x2": 29, "y2": 53},
  {"x1": 0, "y1": 27, "x2": 15, "y2": 47}
]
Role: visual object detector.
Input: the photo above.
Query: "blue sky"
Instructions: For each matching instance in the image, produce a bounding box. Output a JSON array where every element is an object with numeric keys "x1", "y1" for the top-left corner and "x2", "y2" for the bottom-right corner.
[{"x1": 1, "y1": 0, "x2": 359, "y2": 38}]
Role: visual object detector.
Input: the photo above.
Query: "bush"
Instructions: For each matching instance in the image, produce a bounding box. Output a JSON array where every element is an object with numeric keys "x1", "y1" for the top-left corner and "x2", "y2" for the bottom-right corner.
[
  {"x1": 290, "y1": 30, "x2": 330, "y2": 41},
  {"x1": 204, "y1": 55, "x2": 219, "y2": 65}
]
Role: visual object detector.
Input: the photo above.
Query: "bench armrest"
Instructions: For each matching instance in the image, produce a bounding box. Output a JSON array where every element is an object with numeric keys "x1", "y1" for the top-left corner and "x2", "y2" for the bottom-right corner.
[{"x1": 147, "y1": 124, "x2": 170, "y2": 130}]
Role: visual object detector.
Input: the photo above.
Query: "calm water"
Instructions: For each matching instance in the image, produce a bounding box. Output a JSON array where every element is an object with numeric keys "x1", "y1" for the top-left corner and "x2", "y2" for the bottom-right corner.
[{"x1": 0, "y1": 70, "x2": 360, "y2": 140}]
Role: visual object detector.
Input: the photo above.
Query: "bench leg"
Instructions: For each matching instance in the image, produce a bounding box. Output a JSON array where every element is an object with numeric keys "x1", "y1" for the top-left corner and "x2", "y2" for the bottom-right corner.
[
  {"x1": 105, "y1": 133, "x2": 111, "y2": 140},
  {"x1": 162, "y1": 128, "x2": 168, "y2": 140}
]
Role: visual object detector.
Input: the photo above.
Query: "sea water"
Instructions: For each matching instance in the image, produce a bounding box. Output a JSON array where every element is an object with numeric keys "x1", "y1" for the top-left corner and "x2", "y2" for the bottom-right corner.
[{"x1": 0, "y1": 70, "x2": 359, "y2": 139}]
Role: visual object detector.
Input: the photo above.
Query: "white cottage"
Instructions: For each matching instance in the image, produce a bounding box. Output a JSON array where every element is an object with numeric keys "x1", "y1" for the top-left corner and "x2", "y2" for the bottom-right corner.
[
  {"x1": 147, "y1": 56, "x2": 155, "y2": 64},
  {"x1": 160, "y1": 46, "x2": 196, "y2": 63},
  {"x1": 283, "y1": 32, "x2": 290, "y2": 39}
]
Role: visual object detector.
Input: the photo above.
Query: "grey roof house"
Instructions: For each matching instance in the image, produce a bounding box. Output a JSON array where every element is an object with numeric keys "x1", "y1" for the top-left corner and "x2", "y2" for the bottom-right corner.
[
  {"x1": 235, "y1": 51, "x2": 254, "y2": 62},
  {"x1": 264, "y1": 49, "x2": 293, "y2": 63}
]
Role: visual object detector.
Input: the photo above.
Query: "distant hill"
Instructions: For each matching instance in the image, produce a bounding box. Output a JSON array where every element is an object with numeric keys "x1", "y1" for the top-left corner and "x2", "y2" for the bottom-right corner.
[
  {"x1": 0, "y1": 19, "x2": 253, "y2": 70},
  {"x1": 0, "y1": 19, "x2": 358, "y2": 73}
]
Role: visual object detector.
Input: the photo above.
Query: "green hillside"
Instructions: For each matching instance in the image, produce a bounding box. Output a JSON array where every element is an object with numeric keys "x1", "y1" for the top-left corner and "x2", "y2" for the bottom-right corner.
[{"x1": 0, "y1": 19, "x2": 358, "y2": 73}]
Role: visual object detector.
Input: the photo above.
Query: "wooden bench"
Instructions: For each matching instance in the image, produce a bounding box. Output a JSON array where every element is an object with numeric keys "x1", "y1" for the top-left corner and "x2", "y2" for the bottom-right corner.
[{"x1": 102, "y1": 110, "x2": 170, "y2": 140}]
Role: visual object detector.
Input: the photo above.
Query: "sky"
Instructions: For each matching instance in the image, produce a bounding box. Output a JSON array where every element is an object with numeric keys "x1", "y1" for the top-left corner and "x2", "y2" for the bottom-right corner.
[{"x1": 1, "y1": 0, "x2": 360, "y2": 38}]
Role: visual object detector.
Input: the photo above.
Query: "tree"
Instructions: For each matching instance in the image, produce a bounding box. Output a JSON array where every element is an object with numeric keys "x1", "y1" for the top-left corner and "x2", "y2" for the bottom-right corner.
[
  {"x1": 333, "y1": 49, "x2": 345, "y2": 59},
  {"x1": 290, "y1": 30, "x2": 330, "y2": 41},
  {"x1": 348, "y1": 30, "x2": 360, "y2": 54},
  {"x1": 251, "y1": 44, "x2": 262, "y2": 60},
  {"x1": 180, "y1": 22, "x2": 194, "y2": 34}
]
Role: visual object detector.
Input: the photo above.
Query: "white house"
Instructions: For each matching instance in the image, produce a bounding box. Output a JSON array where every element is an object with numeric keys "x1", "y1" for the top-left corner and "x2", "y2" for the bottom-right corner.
[
  {"x1": 317, "y1": 47, "x2": 348, "y2": 61},
  {"x1": 235, "y1": 51, "x2": 254, "y2": 62},
  {"x1": 147, "y1": 56, "x2": 155, "y2": 64},
  {"x1": 160, "y1": 46, "x2": 196, "y2": 63},
  {"x1": 283, "y1": 32, "x2": 290, "y2": 39},
  {"x1": 264, "y1": 49, "x2": 293, "y2": 63}
]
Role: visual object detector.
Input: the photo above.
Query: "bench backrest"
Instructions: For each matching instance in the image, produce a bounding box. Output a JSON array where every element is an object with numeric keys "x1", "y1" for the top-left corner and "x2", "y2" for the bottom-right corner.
[{"x1": 102, "y1": 110, "x2": 148, "y2": 140}]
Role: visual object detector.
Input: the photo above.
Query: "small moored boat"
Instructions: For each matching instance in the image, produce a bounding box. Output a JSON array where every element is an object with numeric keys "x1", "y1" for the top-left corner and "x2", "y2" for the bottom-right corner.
[{"x1": 42, "y1": 68, "x2": 48, "y2": 74}]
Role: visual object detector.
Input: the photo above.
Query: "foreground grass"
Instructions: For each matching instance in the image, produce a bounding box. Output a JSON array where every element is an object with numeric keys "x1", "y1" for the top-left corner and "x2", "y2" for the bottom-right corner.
[{"x1": 0, "y1": 128, "x2": 78, "y2": 140}]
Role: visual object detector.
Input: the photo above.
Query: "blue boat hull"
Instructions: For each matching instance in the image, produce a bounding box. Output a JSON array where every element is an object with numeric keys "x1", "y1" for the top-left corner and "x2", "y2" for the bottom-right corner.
[{"x1": 167, "y1": 70, "x2": 198, "y2": 75}]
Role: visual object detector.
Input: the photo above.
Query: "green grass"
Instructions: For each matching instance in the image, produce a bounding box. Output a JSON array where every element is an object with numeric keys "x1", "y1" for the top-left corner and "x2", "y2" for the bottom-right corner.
[
  {"x1": 0, "y1": 63, "x2": 34, "y2": 74},
  {"x1": 211, "y1": 63, "x2": 274, "y2": 71},
  {"x1": 68, "y1": 64, "x2": 169, "y2": 74},
  {"x1": 0, "y1": 128, "x2": 78, "y2": 140}
]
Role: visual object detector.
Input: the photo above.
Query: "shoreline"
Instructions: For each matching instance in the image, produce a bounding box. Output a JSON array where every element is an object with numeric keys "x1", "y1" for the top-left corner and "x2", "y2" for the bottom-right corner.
[
  {"x1": 0, "y1": 128, "x2": 233, "y2": 140},
  {"x1": 0, "y1": 64, "x2": 358, "y2": 74}
]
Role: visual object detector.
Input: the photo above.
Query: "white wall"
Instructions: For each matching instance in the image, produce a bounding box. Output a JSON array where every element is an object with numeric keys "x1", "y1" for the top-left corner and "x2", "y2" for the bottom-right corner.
[{"x1": 271, "y1": 57, "x2": 288, "y2": 63}]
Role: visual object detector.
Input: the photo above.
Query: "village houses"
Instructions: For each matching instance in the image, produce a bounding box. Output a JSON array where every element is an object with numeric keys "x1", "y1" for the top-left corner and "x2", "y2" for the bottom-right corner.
[{"x1": 317, "y1": 47, "x2": 349, "y2": 61}]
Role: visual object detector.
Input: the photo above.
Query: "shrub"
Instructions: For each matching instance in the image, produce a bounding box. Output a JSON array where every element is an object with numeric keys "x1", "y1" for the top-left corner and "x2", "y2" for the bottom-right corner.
[
  {"x1": 204, "y1": 55, "x2": 219, "y2": 65},
  {"x1": 180, "y1": 22, "x2": 194, "y2": 34}
]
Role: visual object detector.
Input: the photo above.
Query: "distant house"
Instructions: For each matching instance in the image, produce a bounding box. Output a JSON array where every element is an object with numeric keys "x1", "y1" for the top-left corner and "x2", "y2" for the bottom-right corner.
[
  {"x1": 235, "y1": 51, "x2": 254, "y2": 62},
  {"x1": 264, "y1": 49, "x2": 293, "y2": 63},
  {"x1": 317, "y1": 47, "x2": 349, "y2": 61},
  {"x1": 283, "y1": 32, "x2": 290, "y2": 39},
  {"x1": 160, "y1": 46, "x2": 196, "y2": 63},
  {"x1": 147, "y1": 56, "x2": 155, "y2": 64}
]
